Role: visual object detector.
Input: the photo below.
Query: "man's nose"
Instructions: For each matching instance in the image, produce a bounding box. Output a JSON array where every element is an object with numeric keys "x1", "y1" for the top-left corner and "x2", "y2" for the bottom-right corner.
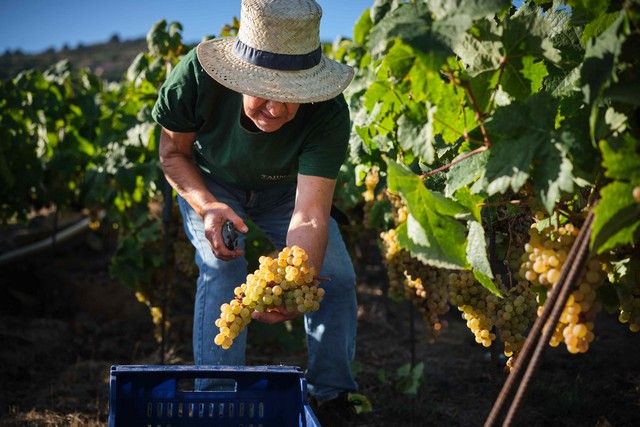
[{"x1": 265, "y1": 100, "x2": 285, "y2": 116}]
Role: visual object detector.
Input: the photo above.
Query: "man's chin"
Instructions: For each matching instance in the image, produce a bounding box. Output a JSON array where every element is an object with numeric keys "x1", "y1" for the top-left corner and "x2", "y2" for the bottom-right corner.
[{"x1": 257, "y1": 121, "x2": 283, "y2": 133}]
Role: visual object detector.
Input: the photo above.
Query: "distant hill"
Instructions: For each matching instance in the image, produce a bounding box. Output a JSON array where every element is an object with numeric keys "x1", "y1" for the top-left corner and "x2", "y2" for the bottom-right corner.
[
  {"x1": 1, "y1": 34, "x2": 337, "y2": 83},
  {"x1": 0, "y1": 36, "x2": 149, "y2": 82}
]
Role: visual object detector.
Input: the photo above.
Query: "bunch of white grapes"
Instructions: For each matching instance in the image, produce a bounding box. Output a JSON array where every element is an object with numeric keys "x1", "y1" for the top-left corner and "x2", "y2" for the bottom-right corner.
[
  {"x1": 617, "y1": 281, "x2": 640, "y2": 333},
  {"x1": 519, "y1": 221, "x2": 605, "y2": 354},
  {"x1": 214, "y1": 246, "x2": 325, "y2": 350},
  {"x1": 494, "y1": 277, "x2": 538, "y2": 368},
  {"x1": 449, "y1": 271, "x2": 498, "y2": 348},
  {"x1": 380, "y1": 228, "x2": 450, "y2": 338}
]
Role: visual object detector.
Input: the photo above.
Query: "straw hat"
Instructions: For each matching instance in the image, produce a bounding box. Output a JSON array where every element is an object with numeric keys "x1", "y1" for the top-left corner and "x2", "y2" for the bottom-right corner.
[{"x1": 196, "y1": 0, "x2": 354, "y2": 103}]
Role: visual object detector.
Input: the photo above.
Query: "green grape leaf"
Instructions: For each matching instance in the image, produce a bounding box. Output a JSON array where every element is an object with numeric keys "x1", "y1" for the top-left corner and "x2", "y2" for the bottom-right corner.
[
  {"x1": 427, "y1": 0, "x2": 509, "y2": 20},
  {"x1": 370, "y1": 0, "x2": 393, "y2": 24},
  {"x1": 581, "y1": 12, "x2": 619, "y2": 45},
  {"x1": 430, "y1": 0, "x2": 509, "y2": 57},
  {"x1": 466, "y1": 220, "x2": 493, "y2": 279},
  {"x1": 492, "y1": 6, "x2": 563, "y2": 100},
  {"x1": 603, "y1": 83, "x2": 640, "y2": 106},
  {"x1": 397, "y1": 217, "x2": 467, "y2": 270},
  {"x1": 168, "y1": 21, "x2": 183, "y2": 37},
  {"x1": 354, "y1": 8, "x2": 373, "y2": 46},
  {"x1": 591, "y1": 182, "x2": 640, "y2": 253},
  {"x1": 501, "y1": 55, "x2": 549, "y2": 100},
  {"x1": 455, "y1": 35, "x2": 502, "y2": 78},
  {"x1": 484, "y1": 137, "x2": 538, "y2": 195},
  {"x1": 454, "y1": 187, "x2": 484, "y2": 222},
  {"x1": 483, "y1": 94, "x2": 558, "y2": 196},
  {"x1": 532, "y1": 141, "x2": 574, "y2": 214},
  {"x1": 521, "y1": 56, "x2": 548, "y2": 94},
  {"x1": 381, "y1": 40, "x2": 416, "y2": 80},
  {"x1": 397, "y1": 114, "x2": 435, "y2": 164},
  {"x1": 468, "y1": 70, "x2": 500, "y2": 113},
  {"x1": 600, "y1": 137, "x2": 640, "y2": 184},
  {"x1": 433, "y1": 82, "x2": 477, "y2": 145},
  {"x1": 503, "y1": 6, "x2": 562, "y2": 64},
  {"x1": 568, "y1": 0, "x2": 611, "y2": 25},
  {"x1": 388, "y1": 159, "x2": 468, "y2": 269},
  {"x1": 126, "y1": 53, "x2": 149, "y2": 82},
  {"x1": 387, "y1": 159, "x2": 469, "y2": 218},
  {"x1": 473, "y1": 269, "x2": 502, "y2": 297},
  {"x1": 146, "y1": 19, "x2": 169, "y2": 56},
  {"x1": 581, "y1": 12, "x2": 625, "y2": 105},
  {"x1": 363, "y1": 81, "x2": 392, "y2": 111},
  {"x1": 395, "y1": 361, "x2": 424, "y2": 395},
  {"x1": 547, "y1": 67, "x2": 581, "y2": 98},
  {"x1": 367, "y1": 2, "x2": 450, "y2": 64},
  {"x1": 444, "y1": 149, "x2": 489, "y2": 197}
]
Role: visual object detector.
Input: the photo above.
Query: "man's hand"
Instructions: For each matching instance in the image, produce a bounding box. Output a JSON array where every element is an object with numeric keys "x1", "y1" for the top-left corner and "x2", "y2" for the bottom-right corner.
[
  {"x1": 202, "y1": 202, "x2": 248, "y2": 261},
  {"x1": 252, "y1": 305, "x2": 300, "y2": 324}
]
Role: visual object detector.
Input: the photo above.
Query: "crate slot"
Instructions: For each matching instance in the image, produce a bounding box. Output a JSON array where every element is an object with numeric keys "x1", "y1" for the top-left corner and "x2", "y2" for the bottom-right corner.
[
  {"x1": 229, "y1": 402, "x2": 235, "y2": 417},
  {"x1": 167, "y1": 402, "x2": 173, "y2": 418}
]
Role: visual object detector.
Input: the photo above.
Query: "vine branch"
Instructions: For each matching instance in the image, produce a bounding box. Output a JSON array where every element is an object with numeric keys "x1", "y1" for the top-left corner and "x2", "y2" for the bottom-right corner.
[{"x1": 420, "y1": 145, "x2": 488, "y2": 179}]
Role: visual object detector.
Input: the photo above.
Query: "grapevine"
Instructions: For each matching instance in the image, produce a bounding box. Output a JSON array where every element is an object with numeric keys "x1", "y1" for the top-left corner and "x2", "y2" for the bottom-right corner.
[{"x1": 214, "y1": 246, "x2": 325, "y2": 350}]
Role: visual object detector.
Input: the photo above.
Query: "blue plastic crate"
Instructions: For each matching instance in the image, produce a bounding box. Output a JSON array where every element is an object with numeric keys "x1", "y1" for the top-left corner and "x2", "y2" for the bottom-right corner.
[{"x1": 108, "y1": 365, "x2": 320, "y2": 427}]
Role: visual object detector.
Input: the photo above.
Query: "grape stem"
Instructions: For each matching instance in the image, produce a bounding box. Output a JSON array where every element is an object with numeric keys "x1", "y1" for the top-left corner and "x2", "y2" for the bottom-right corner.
[{"x1": 478, "y1": 199, "x2": 527, "y2": 208}]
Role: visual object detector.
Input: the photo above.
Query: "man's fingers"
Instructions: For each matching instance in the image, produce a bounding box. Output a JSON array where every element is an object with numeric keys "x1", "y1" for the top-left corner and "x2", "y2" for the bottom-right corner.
[
  {"x1": 206, "y1": 231, "x2": 243, "y2": 260},
  {"x1": 230, "y1": 215, "x2": 249, "y2": 234},
  {"x1": 252, "y1": 311, "x2": 283, "y2": 324},
  {"x1": 252, "y1": 308, "x2": 299, "y2": 324},
  {"x1": 205, "y1": 221, "x2": 241, "y2": 256}
]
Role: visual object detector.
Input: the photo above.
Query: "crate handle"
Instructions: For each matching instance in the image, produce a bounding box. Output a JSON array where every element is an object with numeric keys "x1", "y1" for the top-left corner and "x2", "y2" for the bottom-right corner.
[{"x1": 178, "y1": 377, "x2": 238, "y2": 392}]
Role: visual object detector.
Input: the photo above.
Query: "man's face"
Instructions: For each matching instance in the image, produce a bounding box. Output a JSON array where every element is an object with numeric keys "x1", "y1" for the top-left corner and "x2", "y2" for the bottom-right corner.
[{"x1": 242, "y1": 95, "x2": 300, "y2": 132}]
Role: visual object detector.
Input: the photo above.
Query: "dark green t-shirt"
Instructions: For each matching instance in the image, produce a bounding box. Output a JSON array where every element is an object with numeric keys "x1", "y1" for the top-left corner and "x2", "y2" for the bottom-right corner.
[{"x1": 151, "y1": 48, "x2": 350, "y2": 190}]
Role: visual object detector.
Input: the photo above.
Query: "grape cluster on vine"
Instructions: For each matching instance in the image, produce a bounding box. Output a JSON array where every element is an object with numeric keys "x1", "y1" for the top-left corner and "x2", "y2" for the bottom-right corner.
[
  {"x1": 380, "y1": 228, "x2": 450, "y2": 338},
  {"x1": 519, "y1": 220, "x2": 605, "y2": 354},
  {"x1": 362, "y1": 167, "x2": 380, "y2": 203},
  {"x1": 493, "y1": 277, "x2": 537, "y2": 363},
  {"x1": 617, "y1": 282, "x2": 640, "y2": 333},
  {"x1": 448, "y1": 271, "x2": 498, "y2": 348},
  {"x1": 214, "y1": 246, "x2": 324, "y2": 350}
]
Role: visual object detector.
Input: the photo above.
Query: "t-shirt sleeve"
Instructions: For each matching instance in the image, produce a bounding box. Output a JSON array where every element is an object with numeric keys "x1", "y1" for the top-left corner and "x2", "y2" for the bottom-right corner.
[
  {"x1": 298, "y1": 95, "x2": 350, "y2": 180},
  {"x1": 151, "y1": 49, "x2": 200, "y2": 133}
]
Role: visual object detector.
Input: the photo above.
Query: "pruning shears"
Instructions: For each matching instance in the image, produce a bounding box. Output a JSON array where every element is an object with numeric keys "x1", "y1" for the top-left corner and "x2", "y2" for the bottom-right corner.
[{"x1": 222, "y1": 220, "x2": 239, "y2": 250}]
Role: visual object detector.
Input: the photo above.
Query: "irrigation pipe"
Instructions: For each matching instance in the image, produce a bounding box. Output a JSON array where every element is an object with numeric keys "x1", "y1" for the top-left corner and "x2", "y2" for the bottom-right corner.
[{"x1": 0, "y1": 211, "x2": 105, "y2": 267}]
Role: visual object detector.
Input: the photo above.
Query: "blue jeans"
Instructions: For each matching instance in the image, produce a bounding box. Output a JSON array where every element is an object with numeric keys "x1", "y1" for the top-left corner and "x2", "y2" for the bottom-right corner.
[{"x1": 177, "y1": 175, "x2": 358, "y2": 400}]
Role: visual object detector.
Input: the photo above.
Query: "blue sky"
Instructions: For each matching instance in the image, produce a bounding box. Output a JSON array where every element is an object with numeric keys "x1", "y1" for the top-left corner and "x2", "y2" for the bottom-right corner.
[{"x1": 0, "y1": 0, "x2": 374, "y2": 53}]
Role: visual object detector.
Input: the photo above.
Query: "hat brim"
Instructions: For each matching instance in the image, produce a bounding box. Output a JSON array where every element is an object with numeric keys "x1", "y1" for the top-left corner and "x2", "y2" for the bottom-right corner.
[{"x1": 196, "y1": 38, "x2": 354, "y2": 104}]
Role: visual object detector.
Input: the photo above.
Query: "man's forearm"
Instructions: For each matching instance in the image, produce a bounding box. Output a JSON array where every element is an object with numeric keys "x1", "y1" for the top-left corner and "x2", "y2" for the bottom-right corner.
[
  {"x1": 161, "y1": 154, "x2": 218, "y2": 218},
  {"x1": 286, "y1": 212, "x2": 329, "y2": 274}
]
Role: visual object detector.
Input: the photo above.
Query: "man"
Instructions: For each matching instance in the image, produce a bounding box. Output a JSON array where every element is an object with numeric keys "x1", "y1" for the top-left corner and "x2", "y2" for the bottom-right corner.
[{"x1": 152, "y1": 0, "x2": 358, "y2": 424}]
